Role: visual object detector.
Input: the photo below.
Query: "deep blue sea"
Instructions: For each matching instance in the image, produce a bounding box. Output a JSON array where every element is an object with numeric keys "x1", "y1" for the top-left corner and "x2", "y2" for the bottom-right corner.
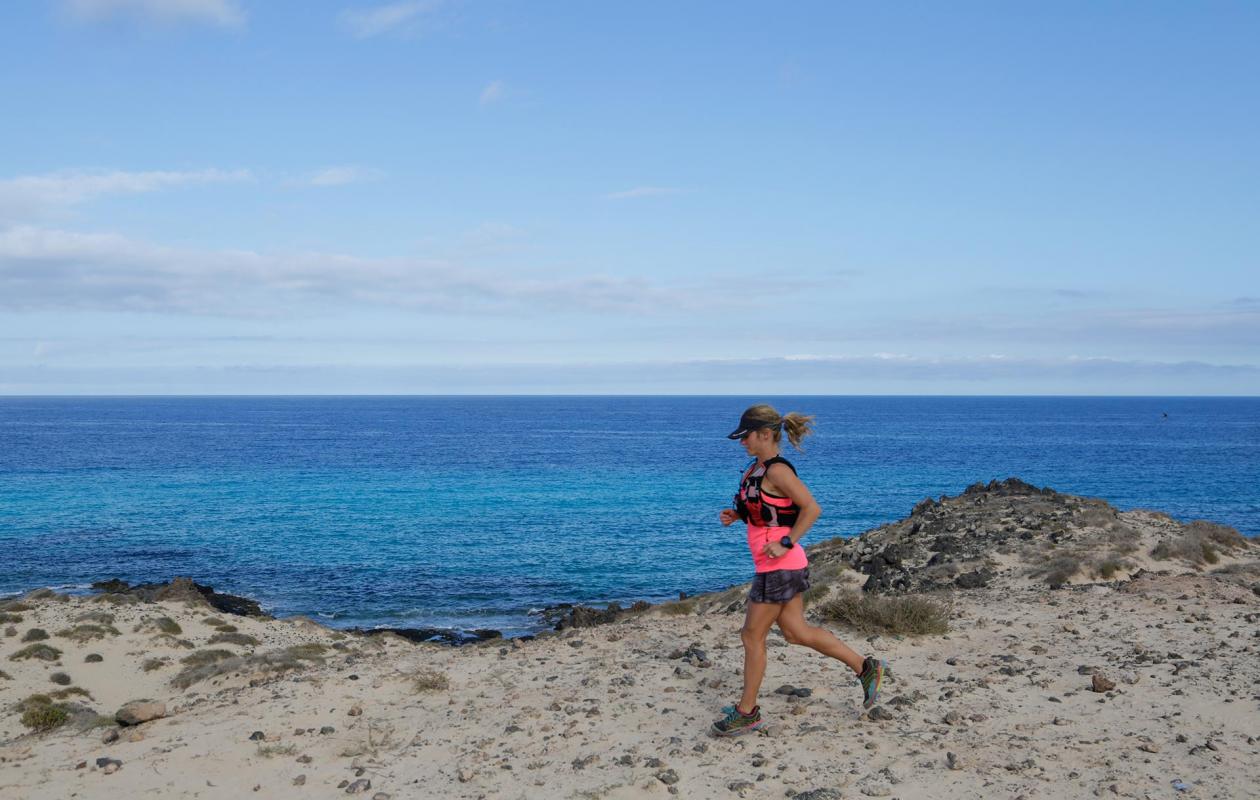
[{"x1": 1, "y1": 396, "x2": 1257, "y2": 636}]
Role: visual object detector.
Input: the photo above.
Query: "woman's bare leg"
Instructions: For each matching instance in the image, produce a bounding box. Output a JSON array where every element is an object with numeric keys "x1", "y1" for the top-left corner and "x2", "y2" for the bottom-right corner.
[
  {"x1": 775, "y1": 595, "x2": 864, "y2": 674},
  {"x1": 739, "y1": 600, "x2": 783, "y2": 712}
]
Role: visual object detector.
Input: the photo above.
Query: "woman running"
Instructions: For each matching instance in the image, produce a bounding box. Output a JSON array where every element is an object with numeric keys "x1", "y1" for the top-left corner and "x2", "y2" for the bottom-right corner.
[{"x1": 711, "y1": 404, "x2": 885, "y2": 737}]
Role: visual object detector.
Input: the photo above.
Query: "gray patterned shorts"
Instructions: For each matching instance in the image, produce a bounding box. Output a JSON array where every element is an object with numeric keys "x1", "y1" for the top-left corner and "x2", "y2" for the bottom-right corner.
[{"x1": 748, "y1": 567, "x2": 811, "y2": 604}]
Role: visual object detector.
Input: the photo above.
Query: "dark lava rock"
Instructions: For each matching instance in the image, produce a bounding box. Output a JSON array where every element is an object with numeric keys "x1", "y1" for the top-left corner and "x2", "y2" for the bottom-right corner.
[
  {"x1": 954, "y1": 569, "x2": 993, "y2": 589},
  {"x1": 91, "y1": 577, "x2": 267, "y2": 618}
]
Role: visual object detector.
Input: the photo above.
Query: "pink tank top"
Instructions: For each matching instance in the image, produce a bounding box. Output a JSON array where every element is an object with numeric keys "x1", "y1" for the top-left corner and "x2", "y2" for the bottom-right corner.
[{"x1": 735, "y1": 457, "x2": 810, "y2": 574}]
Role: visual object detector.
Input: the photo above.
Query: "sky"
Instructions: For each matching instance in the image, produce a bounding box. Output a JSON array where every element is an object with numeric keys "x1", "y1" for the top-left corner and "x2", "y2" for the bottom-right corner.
[{"x1": 0, "y1": 0, "x2": 1257, "y2": 395}]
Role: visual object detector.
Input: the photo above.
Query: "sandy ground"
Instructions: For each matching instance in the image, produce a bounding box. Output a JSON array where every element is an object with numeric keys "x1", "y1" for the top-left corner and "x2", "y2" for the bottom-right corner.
[
  {"x1": 4, "y1": 483, "x2": 1259, "y2": 800},
  {"x1": 2, "y1": 559, "x2": 1258, "y2": 800}
]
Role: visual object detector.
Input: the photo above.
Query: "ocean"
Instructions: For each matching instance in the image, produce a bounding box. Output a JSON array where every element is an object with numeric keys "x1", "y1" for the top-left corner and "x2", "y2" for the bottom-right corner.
[{"x1": 1, "y1": 396, "x2": 1256, "y2": 636}]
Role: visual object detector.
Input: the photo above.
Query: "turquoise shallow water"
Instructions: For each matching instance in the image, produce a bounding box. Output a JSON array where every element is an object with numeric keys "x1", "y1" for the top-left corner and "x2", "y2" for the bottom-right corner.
[{"x1": 1, "y1": 396, "x2": 1256, "y2": 635}]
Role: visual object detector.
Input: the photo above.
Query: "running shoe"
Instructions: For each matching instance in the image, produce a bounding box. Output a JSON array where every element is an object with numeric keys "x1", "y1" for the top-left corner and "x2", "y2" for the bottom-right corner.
[
  {"x1": 711, "y1": 703, "x2": 763, "y2": 737},
  {"x1": 859, "y1": 656, "x2": 885, "y2": 708}
]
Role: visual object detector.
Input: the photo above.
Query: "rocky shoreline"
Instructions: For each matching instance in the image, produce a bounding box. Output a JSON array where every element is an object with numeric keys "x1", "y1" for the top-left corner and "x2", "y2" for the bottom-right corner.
[{"x1": 2, "y1": 476, "x2": 1258, "y2": 799}]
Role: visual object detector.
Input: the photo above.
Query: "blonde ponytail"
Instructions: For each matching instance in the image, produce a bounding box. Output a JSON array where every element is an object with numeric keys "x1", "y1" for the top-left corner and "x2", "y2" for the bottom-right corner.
[{"x1": 781, "y1": 411, "x2": 815, "y2": 451}]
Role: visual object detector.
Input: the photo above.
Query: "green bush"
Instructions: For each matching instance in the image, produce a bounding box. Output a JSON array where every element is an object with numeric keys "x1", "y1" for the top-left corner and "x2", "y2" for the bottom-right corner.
[
  {"x1": 8, "y1": 643, "x2": 62, "y2": 662},
  {"x1": 21, "y1": 704, "x2": 69, "y2": 732},
  {"x1": 180, "y1": 648, "x2": 237, "y2": 666},
  {"x1": 17, "y1": 694, "x2": 69, "y2": 732},
  {"x1": 57, "y1": 623, "x2": 121, "y2": 643},
  {"x1": 207, "y1": 632, "x2": 259, "y2": 648},
  {"x1": 21, "y1": 628, "x2": 49, "y2": 643}
]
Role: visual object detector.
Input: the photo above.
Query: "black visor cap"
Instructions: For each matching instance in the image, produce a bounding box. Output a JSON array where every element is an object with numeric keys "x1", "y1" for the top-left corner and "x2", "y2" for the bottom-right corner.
[{"x1": 726, "y1": 411, "x2": 777, "y2": 440}]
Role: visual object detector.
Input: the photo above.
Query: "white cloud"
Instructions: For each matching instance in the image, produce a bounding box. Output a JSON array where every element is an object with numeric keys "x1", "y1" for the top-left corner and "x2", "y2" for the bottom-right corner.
[
  {"x1": 0, "y1": 168, "x2": 252, "y2": 220},
  {"x1": 479, "y1": 80, "x2": 506, "y2": 106},
  {"x1": 0, "y1": 225, "x2": 685, "y2": 317},
  {"x1": 4, "y1": 354, "x2": 1257, "y2": 396},
  {"x1": 307, "y1": 166, "x2": 385, "y2": 187},
  {"x1": 64, "y1": 0, "x2": 245, "y2": 27},
  {"x1": 340, "y1": 1, "x2": 442, "y2": 38},
  {"x1": 605, "y1": 186, "x2": 682, "y2": 200}
]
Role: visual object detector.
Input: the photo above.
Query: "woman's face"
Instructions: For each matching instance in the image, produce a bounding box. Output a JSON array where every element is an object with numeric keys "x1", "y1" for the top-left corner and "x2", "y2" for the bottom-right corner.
[{"x1": 740, "y1": 427, "x2": 772, "y2": 456}]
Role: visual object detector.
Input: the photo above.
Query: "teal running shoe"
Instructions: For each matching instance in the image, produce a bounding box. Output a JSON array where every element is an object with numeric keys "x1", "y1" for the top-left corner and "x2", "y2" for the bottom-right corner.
[{"x1": 711, "y1": 703, "x2": 763, "y2": 737}]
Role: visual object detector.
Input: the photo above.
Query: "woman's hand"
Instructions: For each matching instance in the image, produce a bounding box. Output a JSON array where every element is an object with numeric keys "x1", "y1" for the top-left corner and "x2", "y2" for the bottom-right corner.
[
  {"x1": 719, "y1": 508, "x2": 740, "y2": 526},
  {"x1": 761, "y1": 541, "x2": 788, "y2": 559}
]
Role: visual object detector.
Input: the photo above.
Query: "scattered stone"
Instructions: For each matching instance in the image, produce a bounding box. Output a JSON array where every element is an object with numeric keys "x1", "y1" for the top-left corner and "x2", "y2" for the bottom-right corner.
[
  {"x1": 320, "y1": 726, "x2": 335, "y2": 735},
  {"x1": 867, "y1": 706, "x2": 896, "y2": 722},
  {"x1": 101, "y1": 728, "x2": 119, "y2": 743},
  {"x1": 115, "y1": 701, "x2": 167, "y2": 726},
  {"x1": 249, "y1": 731, "x2": 266, "y2": 741},
  {"x1": 1091, "y1": 673, "x2": 1116, "y2": 693},
  {"x1": 728, "y1": 780, "x2": 756, "y2": 796},
  {"x1": 293, "y1": 774, "x2": 306, "y2": 786},
  {"x1": 946, "y1": 752, "x2": 961, "y2": 770},
  {"x1": 85, "y1": 653, "x2": 103, "y2": 663},
  {"x1": 348, "y1": 705, "x2": 362, "y2": 716},
  {"x1": 656, "y1": 769, "x2": 680, "y2": 786},
  {"x1": 345, "y1": 779, "x2": 371, "y2": 794}
]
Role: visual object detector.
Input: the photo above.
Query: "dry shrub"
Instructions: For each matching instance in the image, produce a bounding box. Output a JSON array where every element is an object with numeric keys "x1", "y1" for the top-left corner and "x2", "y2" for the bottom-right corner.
[
  {"x1": 8, "y1": 643, "x2": 62, "y2": 662},
  {"x1": 93, "y1": 593, "x2": 141, "y2": 606},
  {"x1": 202, "y1": 617, "x2": 227, "y2": 627},
  {"x1": 21, "y1": 628, "x2": 49, "y2": 643},
  {"x1": 1028, "y1": 553, "x2": 1084, "y2": 586},
  {"x1": 1, "y1": 601, "x2": 33, "y2": 613},
  {"x1": 57, "y1": 623, "x2": 121, "y2": 643},
  {"x1": 1096, "y1": 560, "x2": 1126, "y2": 580},
  {"x1": 801, "y1": 584, "x2": 831, "y2": 608},
  {"x1": 1187, "y1": 520, "x2": 1248, "y2": 549},
  {"x1": 412, "y1": 668, "x2": 450, "y2": 692},
  {"x1": 1152, "y1": 521, "x2": 1248, "y2": 567},
  {"x1": 135, "y1": 617, "x2": 183, "y2": 636},
  {"x1": 171, "y1": 645, "x2": 326, "y2": 690},
  {"x1": 659, "y1": 599, "x2": 697, "y2": 616},
  {"x1": 142, "y1": 657, "x2": 170, "y2": 672},
  {"x1": 1074, "y1": 506, "x2": 1119, "y2": 529},
  {"x1": 208, "y1": 632, "x2": 259, "y2": 648},
  {"x1": 815, "y1": 592, "x2": 950, "y2": 636},
  {"x1": 256, "y1": 743, "x2": 297, "y2": 758},
  {"x1": 285, "y1": 643, "x2": 328, "y2": 659},
  {"x1": 49, "y1": 686, "x2": 92, "y2": 701},
  {"x1": 0, "y1": 613, "x2": 22, "y2": 625},
  {"x1": 180, "y1": 648, "x2": 237, "y2": 667},
  {"x1": 72, "y1": 611, "x2": 115, "y2": 624},
  {"x1": 1104, "y1": 525, "x2": 1142, "y2": 555}
]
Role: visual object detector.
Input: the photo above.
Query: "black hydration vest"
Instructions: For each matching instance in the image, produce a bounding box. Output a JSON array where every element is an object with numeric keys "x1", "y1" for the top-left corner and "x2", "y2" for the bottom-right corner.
[{"x1": 734, "y1": 456, "x2": 800, "y2": 528}]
